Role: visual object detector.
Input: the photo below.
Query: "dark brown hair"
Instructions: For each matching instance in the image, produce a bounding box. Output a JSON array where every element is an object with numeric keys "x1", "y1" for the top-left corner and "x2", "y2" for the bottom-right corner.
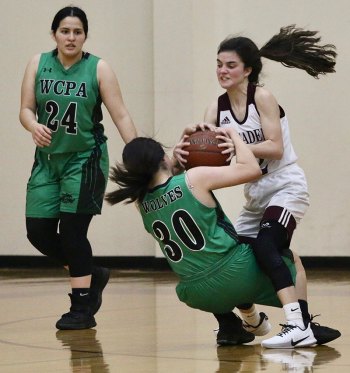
[
  {"x1": 218, "y1": 25, "x2": 337, "y2": 84},
  {"x1": 105, "y1": 137, "x2": 165, "y2": 205},
  {"x1": 51, "y1": 6, "x2": 88, "y2": 35}
]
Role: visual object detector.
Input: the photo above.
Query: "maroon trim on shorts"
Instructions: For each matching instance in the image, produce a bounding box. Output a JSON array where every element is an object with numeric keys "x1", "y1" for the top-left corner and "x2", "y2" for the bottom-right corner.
[{"x1": 262, "y1": 205, "x2": 297, "y2": 239}]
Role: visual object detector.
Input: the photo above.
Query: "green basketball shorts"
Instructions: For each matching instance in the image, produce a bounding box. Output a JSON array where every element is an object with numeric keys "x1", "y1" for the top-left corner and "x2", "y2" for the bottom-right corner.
[
  {"x1": 26, "y1": 143, "x2": 109, "y2": 218},
  {"x1": 176, "y1": 244, "x2": 296, "y2": 314}
]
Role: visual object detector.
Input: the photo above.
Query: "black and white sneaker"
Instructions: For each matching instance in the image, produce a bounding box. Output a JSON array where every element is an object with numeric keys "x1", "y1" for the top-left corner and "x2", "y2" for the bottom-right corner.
[
  {"x1": 243, "y1": 312, "x2": 272, "y2": 336},
  {"x1": 216, "y1": 314, "x2": 255, "y2": 346},
  {"x1": 309, "y1": 315, "x2": 341, "y2": 345},
  {"x1": 261, "y1": 322, "x2": 316, "y2": 349}
]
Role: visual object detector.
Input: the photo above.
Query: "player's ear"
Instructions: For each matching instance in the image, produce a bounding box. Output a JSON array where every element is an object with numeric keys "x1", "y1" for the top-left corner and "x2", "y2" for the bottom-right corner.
[
  {"x1": 51, "y1": 31, "x2": 57, "y2": 43},
  {"x1": 244, "y1": 66, "x2": 252, "y2": 77}
]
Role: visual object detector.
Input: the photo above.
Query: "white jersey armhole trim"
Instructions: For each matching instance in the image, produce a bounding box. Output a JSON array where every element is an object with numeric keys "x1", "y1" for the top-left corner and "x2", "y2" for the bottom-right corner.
[{"x1": 184, "y1": 171, "x2": 194, "y2": 194}]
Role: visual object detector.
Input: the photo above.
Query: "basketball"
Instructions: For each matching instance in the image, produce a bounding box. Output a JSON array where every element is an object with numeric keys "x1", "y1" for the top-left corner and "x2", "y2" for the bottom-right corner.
[{"x1": 184, "y1": 130, "x2": 228, "y2": 170}]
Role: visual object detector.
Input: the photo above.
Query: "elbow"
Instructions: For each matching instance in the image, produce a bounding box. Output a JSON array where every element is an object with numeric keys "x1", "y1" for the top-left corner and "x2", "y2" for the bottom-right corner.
[
  {"x1": 254, "y1": 164, "x2": 263, "y2": 179},
  {"x1": 247, "y1": 164, "x2": 262, "y2": 182},
  {"x1": 19, "y1": 110, "x2": 24, "y2": 126},
  {"x1": 270, "y1": 145, "x2": 283, "y2": 160},
  {"x1": 275, "y1": 149, "x2": 284, "y2": 160},
  {"x1": 266, "y1": 141, "x2": 284, "y2": 160},
  {"x1": 274, "y1": 142, "x2": 284, "y2": 160}
]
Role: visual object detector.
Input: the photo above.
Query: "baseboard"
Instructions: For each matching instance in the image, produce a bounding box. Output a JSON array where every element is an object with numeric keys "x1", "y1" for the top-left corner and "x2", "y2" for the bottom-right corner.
[
  {"x1": 298, "y1": 256, "x2": 350, "y2": 268},
  {"x1": 0, "y1": 256, "x2": 349, "y2": 270},
  {"x1": 0, "y1": 255, "x2": 171, "y2": 270}
]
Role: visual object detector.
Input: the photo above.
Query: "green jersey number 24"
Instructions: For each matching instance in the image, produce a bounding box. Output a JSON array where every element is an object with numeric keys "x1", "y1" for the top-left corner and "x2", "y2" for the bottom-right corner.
[{"x1": 45, "y1": 100, "x2": 78, "y2": 135}]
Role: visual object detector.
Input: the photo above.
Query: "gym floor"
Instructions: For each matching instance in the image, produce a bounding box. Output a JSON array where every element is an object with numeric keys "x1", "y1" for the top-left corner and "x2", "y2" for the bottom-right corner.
[{"x1": 0, "y1": 268, "x2": 348, "y2": 372}]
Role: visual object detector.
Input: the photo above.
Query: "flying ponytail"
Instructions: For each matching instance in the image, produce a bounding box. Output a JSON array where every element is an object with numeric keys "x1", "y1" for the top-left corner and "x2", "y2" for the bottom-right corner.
[
  {"x1": 218, "y1": 25, "x2": 337, "y2": 84},
  {"x1": 259, "y1": 25, "x2": 337, "y2": 78}
]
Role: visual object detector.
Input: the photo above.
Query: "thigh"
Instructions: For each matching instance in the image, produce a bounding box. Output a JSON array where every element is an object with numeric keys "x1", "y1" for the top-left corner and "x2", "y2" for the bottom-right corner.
[
  {"x1": 267, "y1": 164, "x2": 309, "y2": 224},
  {"x1": 235, "y1": 208, "x2": 264, "y2": 238},
  {"x1": 26, "y1": 152, "x2": 60, "y2": 218},
  {"x1": 234, "y1": 178, "x2": 274, "y2": 238},
  {"x1": 60, "y1": 143, "x2": 109, "y2": 215},
  {"x1": 236, "y1": 164, "x2": 309, "y2": 236},
  {"x1": 176, "y1": 245, "x2": 285, "y2": 313}
]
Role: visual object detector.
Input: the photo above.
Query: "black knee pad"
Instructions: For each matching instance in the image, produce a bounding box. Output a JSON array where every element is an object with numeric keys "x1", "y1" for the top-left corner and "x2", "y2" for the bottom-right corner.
[
  {"x1": 253, "y1": 220, "x2": 294, "y2": 291},
  {"x1": 26, "y1": 217, "x2": 66, "y2": 264}
]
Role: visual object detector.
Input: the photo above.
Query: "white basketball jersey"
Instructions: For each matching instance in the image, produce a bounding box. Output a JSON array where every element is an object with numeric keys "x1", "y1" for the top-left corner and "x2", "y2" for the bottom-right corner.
[{"x1": 217, "y1": 84, "x2": 297, "y2": 175}]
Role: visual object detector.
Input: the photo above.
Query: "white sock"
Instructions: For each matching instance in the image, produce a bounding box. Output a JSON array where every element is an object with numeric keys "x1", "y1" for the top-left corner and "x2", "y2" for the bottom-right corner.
[
  {"x1": 240, "y1": 305, "x2": 260, "y2": 326},
  {"x1": 283, "y1": 302, "x2": 304, "y2": 328}
]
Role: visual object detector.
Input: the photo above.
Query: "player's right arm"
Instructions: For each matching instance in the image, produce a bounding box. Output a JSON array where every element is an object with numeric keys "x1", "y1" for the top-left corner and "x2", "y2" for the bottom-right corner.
[
  {"x1": 250, "y1": 87, "x2": 283, "y2": 160},
  {"x1": 97, "y1": 59, "x2": 137, "y2": 144},
  {"x1": 188, "y1": 127, "x2": 261, "y2": 192},
  {"x1": 19, "y1": 54, "x2": 52, "y2": 147}
]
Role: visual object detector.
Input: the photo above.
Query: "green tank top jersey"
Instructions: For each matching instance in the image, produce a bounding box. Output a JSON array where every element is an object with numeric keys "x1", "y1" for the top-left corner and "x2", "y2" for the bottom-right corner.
[
  {"x1": 140, "y1": 173, "x2": 242, "y2": 278},
  {"x1": 35, "y1": 50, "x2": 107, "y2": 154}
]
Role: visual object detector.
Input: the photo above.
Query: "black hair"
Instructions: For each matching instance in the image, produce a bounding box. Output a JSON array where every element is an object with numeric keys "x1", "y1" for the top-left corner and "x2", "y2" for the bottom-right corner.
[
  {"x1": 51, "y1": 6, "x2": 88, "y2": 35},
  {"x1": 105, "y1": 137, "x2": 166, "y2": 205},
  {"x1": 218, "y1": 25, "x2": 337, "y2": 84}
]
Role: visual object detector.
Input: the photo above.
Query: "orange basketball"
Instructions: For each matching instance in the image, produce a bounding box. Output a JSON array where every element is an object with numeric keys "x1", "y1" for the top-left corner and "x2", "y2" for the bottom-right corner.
[{"x1": 184, "y1": 130, "x2": 228, "y2": 170}]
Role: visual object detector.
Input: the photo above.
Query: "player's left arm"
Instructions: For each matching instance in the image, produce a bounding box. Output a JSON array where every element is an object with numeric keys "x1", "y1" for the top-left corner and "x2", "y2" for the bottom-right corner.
[
  {"x1": 250, "y1": 87, "x2": 284, "y2": 160},
  {"x1": 97, "y1": 59, "x2": 137, "y2": 143}
]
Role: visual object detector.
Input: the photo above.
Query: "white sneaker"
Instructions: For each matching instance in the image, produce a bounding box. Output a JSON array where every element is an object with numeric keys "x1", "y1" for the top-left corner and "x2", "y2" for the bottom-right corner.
[
  {"x1": 261, "y1": 323, "x2": 317, "y2": 349},
  {"x1": 243, "y1": 312, "x2": 271, "y2": 336}
]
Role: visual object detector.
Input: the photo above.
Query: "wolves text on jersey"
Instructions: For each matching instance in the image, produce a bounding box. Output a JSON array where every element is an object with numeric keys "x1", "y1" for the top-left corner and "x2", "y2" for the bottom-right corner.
[
  {"x1": 39, "y1": 79, "x2": 88, "y2": 98},
  {"x1": 141, "y1": 185, "x2": 183, "y2": 213}
]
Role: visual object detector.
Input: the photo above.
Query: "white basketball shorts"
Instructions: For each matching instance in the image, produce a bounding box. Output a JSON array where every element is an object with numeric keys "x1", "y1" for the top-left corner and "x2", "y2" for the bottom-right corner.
[{"x1": 235, "y1": 163, "x2": 309, "y2": 238}]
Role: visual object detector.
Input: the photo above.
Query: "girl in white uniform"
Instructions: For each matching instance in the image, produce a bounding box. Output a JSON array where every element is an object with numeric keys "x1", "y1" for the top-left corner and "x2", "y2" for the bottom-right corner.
[
  {"x1": 205, "y1": 25, "x2": 337, "y2": 348},
  {"x1": 176, "y1": 25, "x2": 339, "y2": 348},
  {"x1": 216, "y1": 83, "x2": 308, "y2": 240}
]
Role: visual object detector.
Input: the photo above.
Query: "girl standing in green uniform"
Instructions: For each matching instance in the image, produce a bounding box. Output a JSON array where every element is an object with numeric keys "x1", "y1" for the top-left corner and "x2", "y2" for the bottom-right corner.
[
  {"x1": 20, "y1": 6, "x2": 137, "y2": 330},
  {"x1": 105, "y1": 128, "x2": 317, "y2": 348}
]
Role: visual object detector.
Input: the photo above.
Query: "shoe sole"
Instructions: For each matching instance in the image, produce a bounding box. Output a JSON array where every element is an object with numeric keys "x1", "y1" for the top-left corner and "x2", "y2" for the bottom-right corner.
[
  {"x1": 217, "y1": 334, "x2": 255, "y2": 346},
  {"x1": 261, "y1": 337, "x2": 317, "y2": 349},
  {"x1": 56, "y1": 319, "x2": 97, "y2": 330}
]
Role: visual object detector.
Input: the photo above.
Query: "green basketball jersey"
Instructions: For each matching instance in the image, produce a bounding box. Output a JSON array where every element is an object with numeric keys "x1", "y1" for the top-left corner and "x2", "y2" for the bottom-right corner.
[
  {"x1": 35, "y1": 51, "x2": 107, "y2": 154},
  {"x1": 140, "y1": 173, "x2": 242, "y2": 278}
]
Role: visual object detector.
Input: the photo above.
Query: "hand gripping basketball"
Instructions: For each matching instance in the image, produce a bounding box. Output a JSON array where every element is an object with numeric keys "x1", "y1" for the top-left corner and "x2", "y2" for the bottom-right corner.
[{"x1": 184, "y1": 130, "x2": 228, "y2": 170}]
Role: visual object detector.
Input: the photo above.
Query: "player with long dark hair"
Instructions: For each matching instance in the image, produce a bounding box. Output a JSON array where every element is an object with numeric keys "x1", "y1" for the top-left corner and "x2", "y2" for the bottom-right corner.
[
  {"x1": 105, "y1": 127, "x2": 334, "y2": 348},
  {"x1": 175, "y1": 25, "x2": 339, "y2": 348},
  {"x1": 20, "y1": 6, "x2": 137, "y2": 330}
]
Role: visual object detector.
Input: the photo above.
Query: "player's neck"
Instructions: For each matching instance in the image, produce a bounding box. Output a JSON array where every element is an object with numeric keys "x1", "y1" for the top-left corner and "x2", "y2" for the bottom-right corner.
[
  {"x1": 149, "y1": 169, "x2": 172, "y2": 189},
  {"x1": 226, "y1": 80, "x2": 248, "y2": 103},
  {"x1": 57, "y1": 51, "x2": 84, "y2": 69}
]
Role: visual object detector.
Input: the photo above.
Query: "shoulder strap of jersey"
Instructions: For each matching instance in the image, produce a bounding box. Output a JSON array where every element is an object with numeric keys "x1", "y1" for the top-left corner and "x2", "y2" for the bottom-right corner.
[
  {"x1": 216, "y1": 93, "x2": 231, "y2": 126},
  {"x1": 248, "y1": 83, "x2": 286, "y2": 118}
]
